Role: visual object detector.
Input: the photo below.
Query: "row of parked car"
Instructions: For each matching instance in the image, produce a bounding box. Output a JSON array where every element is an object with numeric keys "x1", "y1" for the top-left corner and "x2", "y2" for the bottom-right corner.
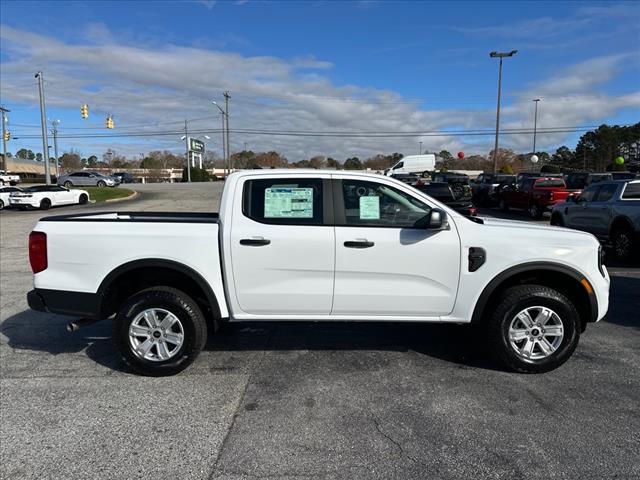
[{"x1": 390, "y1": 170, "x2": 640, "y2": 261}]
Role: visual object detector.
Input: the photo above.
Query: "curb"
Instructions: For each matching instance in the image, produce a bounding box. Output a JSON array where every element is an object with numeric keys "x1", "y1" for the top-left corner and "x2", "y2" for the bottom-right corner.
[{"x1": 103, "y1": 190, "x2": 139, "y2": 203}]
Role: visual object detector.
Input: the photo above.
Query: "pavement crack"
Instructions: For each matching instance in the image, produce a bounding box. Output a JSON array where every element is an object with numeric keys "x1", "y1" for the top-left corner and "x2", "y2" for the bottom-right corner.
[{"x1": 370, "y1": 415, "x2": 422, "y2": 466}]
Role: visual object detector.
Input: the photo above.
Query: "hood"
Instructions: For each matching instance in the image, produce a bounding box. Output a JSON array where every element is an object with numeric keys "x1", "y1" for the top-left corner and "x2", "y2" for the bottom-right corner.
[{"x1": 478, "y1": 216, "x2": 596, "y2": 238}]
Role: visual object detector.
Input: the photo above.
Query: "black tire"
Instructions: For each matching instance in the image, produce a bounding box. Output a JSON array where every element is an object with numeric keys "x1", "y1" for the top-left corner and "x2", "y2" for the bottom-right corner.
[
  {"x1": 40, "y1": 198, "x2": 51, "y2": 210},
  {"x1": 78, "y1": 193, "x2": 88, "y2": 205},
  {"x1": 97, "y1": 180, "x2": 106, "y2": 188},
  {"x1": 528, "y1": 203, "x2": 542, "y2": 220},
  {"x1": 612, "y1": 227, "x2": 634, "y2": 261},
  {"x1": 64, "y1": 181, "x2": 73, "y2": 188},
  {"x1": 550, "y1": 213, "x2": 564, "y2": 226},
  {"x1": 499, "y1": 199, "x2": 509, "y2": 211},
  {"x1": 113, "y1": 287, "x2": 207, "y2": 376},
  {"x1": 488, "y1": 285, "x2": 580, "y2": 373},
  {"x1": 0, "y1": 199, "x2": 4, "y2": 210}
]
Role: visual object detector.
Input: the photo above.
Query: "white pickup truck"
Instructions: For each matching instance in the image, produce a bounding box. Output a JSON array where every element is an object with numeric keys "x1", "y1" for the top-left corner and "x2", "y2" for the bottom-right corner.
[
  {"x1": 27, "y1": 170, "x2": 610, "y2": 376},
  {"x1": 0, "y1": 170, "x2": 20, "y2": 186}
]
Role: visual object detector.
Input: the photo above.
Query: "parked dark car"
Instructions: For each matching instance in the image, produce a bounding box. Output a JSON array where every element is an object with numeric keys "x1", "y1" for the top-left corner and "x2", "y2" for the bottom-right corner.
[
  {"x1": 471, "y1": 173, "x2": 516, "y2": 206},
  {"x1": 390, "y1": 173, "x2": 420, "y2": 184},
  {"x1": 113, "y1": 172, "x2": 135, "y2": 183},
  {"x1": 610, "y1": 171, "x2": 639, "y2": 181},
  {"x1": 564, "y1": 172, "x2": 612, "y2": 191},
  {"x1": 551, "y1": 180, "x2": 640, "y2": 260},
  {"x1": 413, "y1": 182, "x2": 477, "y2": 217}
]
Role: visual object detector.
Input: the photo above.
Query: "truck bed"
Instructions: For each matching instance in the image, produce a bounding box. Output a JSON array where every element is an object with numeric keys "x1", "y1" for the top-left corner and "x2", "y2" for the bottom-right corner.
[{"x1": 40, "y1": 211, "x2": 219, "y2": 223}]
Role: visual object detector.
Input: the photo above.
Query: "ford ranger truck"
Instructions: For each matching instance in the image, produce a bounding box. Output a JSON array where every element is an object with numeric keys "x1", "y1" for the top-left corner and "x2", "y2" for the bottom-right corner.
[{"x1": 26, "y1": 170, "x2": 610, "y2": 376}]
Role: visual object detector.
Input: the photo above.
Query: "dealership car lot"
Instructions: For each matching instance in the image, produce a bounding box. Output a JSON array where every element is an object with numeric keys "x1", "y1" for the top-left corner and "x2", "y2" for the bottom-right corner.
[{"x1": 1, "y1": 182, "x2": 639, "y2": 479}]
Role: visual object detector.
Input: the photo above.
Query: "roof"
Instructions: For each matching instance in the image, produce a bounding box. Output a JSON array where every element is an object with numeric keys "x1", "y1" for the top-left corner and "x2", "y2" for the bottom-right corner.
[{"x1": 233, "y1": 169, "x2": 385, "y2": 178}]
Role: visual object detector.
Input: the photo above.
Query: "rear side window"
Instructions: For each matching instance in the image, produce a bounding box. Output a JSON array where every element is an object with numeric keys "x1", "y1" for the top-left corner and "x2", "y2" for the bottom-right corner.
[
  {"x1": 595, "y1": 184, "x2": 617, "y2": 202},
  {"x1": 622, "y1": 183, "x2": 640, "y2": 199},
  {"x1": 243, "y1": 178, "x2": 323, "y2": 225}
]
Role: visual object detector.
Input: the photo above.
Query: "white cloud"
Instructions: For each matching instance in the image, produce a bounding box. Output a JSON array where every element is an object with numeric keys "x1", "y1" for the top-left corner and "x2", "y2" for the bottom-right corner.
[{"x1": 0, "y1": 24, "x2": 637, "y2": 160}]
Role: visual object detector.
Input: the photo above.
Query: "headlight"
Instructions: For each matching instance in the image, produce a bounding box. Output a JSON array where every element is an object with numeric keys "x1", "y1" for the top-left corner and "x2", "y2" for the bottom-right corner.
[{"x1": 598, "y1": 244, "x2": 605, "y2": 277}]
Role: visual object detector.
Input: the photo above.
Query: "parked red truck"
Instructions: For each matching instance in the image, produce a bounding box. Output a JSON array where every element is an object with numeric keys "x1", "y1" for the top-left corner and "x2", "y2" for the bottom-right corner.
[{"x1": 499, "y1": 177, "x2": 570, "y2": 219}]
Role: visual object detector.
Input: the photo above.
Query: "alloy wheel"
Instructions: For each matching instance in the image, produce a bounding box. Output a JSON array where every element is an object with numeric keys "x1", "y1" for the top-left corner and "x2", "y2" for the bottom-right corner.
[
  {"x1": 508, "y1": 306, "x2": 564, "y2": 361},
  {"x1": 128, "y1": 308, "x2": 185, "y2": 362}
]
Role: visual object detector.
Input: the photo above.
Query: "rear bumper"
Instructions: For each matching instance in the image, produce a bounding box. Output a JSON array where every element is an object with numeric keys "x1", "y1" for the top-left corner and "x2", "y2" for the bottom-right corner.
[{"x1": 28, "y1": 288, "x2": 102, "y2": 319}]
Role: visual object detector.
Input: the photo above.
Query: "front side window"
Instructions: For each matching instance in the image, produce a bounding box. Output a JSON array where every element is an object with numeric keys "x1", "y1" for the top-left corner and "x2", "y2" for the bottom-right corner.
[
  {"x1": 340, "y1": 180, "x2": 431, "y2": 227},
  {"x1": 392, "y1": 161, "x2": 404, "y2": 170},
  {"x1": 243, "y1": 178, "x2": 323, "y2": 225}
]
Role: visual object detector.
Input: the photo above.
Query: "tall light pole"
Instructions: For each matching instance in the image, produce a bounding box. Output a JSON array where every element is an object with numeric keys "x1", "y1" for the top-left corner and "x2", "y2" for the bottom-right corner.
[
  {"x1": 51, "y1": 119, "x2": 60, "y2": 179},
  {"x1": 0, "y1": 106, "x2": 9, "y2": 172},
  {"x1": 489, "y1": 50, "x2": 517, "y2": 173},
  {"x1": 532, "y1": 98, "x2": 540, "y2": 156},
  {"x1": 223, "y1": 91, "x2": 231, "y2": 170},
  {"x1": 35, "y1": 71, "x2": 51, "y2": 185},
  {"x1": 419, "y1": 141, "x2": 423, "y2": 155},
  {"x1": 212, "y1": 101, "x2": 227, "y2": 177},
  {"x1": 183, "y1": 120, "x2": 191, "y2": 182}
]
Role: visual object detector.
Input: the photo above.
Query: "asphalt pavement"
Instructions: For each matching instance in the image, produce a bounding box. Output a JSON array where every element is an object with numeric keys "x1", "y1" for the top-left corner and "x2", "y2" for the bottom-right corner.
[{"x1": 1, "y1": 182, "x2": 638, "y2": 479}]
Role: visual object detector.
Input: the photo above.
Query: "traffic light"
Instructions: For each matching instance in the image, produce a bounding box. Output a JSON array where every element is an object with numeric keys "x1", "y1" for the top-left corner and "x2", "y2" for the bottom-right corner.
[
  {"x1": 80, "y1": 103, "x2": 89, "y2": 119},
  {"x1": 3, "y1": 130, "x2": 9, "y2": 141},
  {"x1": 106, "y1": 115, "x2": 114, "y2": 129}
]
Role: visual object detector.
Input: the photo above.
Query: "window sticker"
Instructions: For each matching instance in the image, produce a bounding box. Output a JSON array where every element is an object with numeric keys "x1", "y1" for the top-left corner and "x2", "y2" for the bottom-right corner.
[
  {"x1": 264, "y1": 187, "x2": 314, "y2": 218},
  {"x1": 359, "y1": 196, "x2": 380, "y2": 220}
]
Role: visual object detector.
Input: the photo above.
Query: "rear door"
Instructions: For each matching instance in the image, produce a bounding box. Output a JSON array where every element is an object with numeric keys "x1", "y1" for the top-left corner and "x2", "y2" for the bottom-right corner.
[
  {"x1": 585, "y1": 183, "x2": 618, "y2": 236},
  {"x1": 332, "y1": 176, "x2": 460, "y2": 317},
  {"x1": 229, "y1": 174, "x2": 335, "y2": 316}
]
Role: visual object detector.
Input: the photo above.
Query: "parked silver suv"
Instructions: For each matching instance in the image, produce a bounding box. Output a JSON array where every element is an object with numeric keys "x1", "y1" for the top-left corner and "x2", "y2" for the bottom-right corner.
[{"x1": 57, "y1": 171, "x2": 119, "y2": 188}]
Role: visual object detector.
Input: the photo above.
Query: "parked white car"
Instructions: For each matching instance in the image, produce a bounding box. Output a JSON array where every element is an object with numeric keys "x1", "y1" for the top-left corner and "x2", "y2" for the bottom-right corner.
[
  {"x1": 385, "y1": 154, "x2": 436, "y2": 176},
  {"x1": 10, "y1": 185, "x2": 89, "y2": 210},
  {"x1": 0, "y1": 186, "x2": 23, "y2": 209},
  {"x1": 27, "y1": 170, "x2": 609, "y2": 376}
]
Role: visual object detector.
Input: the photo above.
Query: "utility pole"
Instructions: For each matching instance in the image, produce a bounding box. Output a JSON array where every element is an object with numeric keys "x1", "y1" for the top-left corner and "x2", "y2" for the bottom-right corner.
[
  {"x1": 184, "y1": 120, "x2": 191, "y2": 182},
  {"x1": 419, "y1": 141, "x2": 423, "y2": 155},
  {"x1": 35, "y1": 72, "x2": 51, "y2": 185},
  {"x1": 489, "y1": 50, "x2": 517, "y2": 173},
  {"x1": 0, "y1": 106, "x2": 9, "y2": 172},
  {"x1": 224, "y1": 91, "x2": 231, "y2": 171},
  {"x1": 532, "y1": 98, "x2": 540, "y2": 156},
  {"x1": 51, "y1": 120, "x2": 60, "y2": 179},
  {"x1": 212, "y1": 101, "x2": 227, "y2": 177}
]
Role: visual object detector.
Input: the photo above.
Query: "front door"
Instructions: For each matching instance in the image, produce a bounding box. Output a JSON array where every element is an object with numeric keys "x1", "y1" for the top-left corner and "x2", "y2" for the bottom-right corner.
[
  {"x1": 229, "y1": 175, "x2": 335, "y2": 316},
  {"x1": 332, "y1": 177, "x2": 461, "y2": 317}
]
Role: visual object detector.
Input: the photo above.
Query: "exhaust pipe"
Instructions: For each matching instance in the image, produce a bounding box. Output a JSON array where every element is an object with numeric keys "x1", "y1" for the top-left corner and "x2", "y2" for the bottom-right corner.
[{"x1": 66, "y1": 318, "x2": 101, "y2": 332}]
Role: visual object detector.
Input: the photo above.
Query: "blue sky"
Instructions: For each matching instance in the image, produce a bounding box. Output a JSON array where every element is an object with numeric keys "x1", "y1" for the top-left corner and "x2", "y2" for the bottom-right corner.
[{"x1": 1, "y1": 0, "x2": 639, "y2": 160}]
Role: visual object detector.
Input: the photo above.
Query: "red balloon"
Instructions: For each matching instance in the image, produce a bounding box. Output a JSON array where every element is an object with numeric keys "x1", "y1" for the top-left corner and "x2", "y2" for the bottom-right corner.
[{"x1": 457, "y1": 151, "x2": 465, "y2": 159}]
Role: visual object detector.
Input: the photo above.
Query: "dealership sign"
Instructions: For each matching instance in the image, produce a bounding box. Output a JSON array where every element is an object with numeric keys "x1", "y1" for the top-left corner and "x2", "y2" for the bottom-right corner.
[{"x1": 189, "y1": 138, "x2": 205, "y2": 153}]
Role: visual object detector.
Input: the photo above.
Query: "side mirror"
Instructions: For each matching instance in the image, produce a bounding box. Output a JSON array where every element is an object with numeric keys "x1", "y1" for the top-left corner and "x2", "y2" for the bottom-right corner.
[
  {"x1": 428, "y1": 209, "x2": 445, "y2": 229},
  {"x1": 415, "y1": 208, "x2": 447, "y2": 229}
]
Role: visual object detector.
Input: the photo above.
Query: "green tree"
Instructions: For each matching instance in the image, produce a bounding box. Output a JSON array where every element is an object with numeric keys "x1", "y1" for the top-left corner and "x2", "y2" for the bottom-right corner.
[
  {"x1": 16, "y1": 148, "x2": 35, "y2": 160},
  {"x1": 343, "y1": 157, "x2": 362, "y2": 170},
  {"x1": 551, "y1": 146, "x2": 576, "y2": 168},
  {"x1": 326, "y1": 157, "x2": 341, "y2": 169},
  {"x1": 86, "y1": 155, "x2": 98, "y2": 167},
  {"x1": 540, "y1": 164, "x2": 561, "y2": 173}
]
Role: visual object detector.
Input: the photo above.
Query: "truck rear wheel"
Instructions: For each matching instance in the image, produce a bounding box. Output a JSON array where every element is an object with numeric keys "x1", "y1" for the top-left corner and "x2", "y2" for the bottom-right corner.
[
  {"x1": 488, "y1": 285, "x2": 580, "y2": 373},
  {"x1": 113, "y1": 286, "x2": 207, "y2": 376}
]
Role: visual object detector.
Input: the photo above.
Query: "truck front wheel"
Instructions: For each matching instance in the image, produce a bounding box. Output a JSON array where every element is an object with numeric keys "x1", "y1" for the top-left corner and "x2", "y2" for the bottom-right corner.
[
  {"x1": 113, "y1": 287, "x2": 207, "y2": 376},
  {"x1": 488, "y1": 285, "x2": 580, "y2": 373}
]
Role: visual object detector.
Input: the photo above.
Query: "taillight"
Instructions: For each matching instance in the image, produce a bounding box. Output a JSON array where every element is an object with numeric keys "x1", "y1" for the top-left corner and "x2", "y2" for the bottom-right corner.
[
  {"x1": 549, "y1": 191, "x2": 554, "y2": 200},
  {"x1": 29, "y1": 231, "x2": 47, "y2": 273}
]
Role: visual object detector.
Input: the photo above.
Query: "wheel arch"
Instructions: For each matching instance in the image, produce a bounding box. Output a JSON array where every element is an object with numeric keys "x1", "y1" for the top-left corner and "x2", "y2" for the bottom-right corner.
[
  {"x1": 98, "y1": 259, "x2": 222, "y2": 329},
  {"x1": 609, "y1": 215, "x2": 634, "y2": 234},
  {"x1": 471, "y1": 262, "x2": 597, "y2": 331}
]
